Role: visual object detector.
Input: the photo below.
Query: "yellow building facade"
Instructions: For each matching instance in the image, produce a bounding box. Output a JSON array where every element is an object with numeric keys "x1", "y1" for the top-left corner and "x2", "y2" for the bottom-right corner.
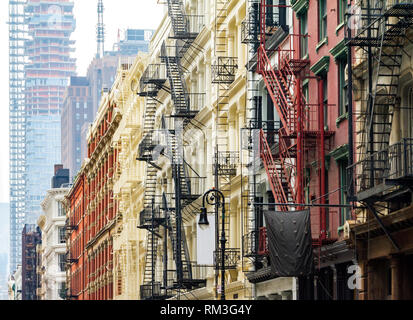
[
  {"x1": 133, "y1": 0, "x2": 251, "y2": 300},
  {"x1": 103, "y1": 0, "x2": 254, "y2": 300},
  {"x1": 110, "y1": 54, "x2": 149, "y2": 300}
]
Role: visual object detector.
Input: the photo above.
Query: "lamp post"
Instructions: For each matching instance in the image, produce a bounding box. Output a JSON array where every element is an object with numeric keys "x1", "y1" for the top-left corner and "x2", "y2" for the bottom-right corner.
[{"x1": 198, "y1": 188, "x2": 226, "y2": 301}]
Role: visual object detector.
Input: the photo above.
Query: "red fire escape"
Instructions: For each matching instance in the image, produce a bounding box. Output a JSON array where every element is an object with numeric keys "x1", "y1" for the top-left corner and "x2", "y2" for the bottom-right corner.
[{"x1": 257, "y1": 1, "x2": 332, "y2": 247}]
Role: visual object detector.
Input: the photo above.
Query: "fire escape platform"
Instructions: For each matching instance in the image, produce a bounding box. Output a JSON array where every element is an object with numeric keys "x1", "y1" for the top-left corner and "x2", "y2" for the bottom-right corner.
[
  {"x1": 347, "y1": 4, "x2": 413, "y2": 48},
  {"x1": 350, "y1": 204, "x2": 413, "y2": 241}
]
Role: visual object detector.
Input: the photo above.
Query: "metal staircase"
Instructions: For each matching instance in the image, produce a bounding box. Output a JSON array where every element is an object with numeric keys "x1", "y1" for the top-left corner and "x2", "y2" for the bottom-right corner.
[
  {"x1": 257, "y1": 40, "x2": 307, "y2": 209},
  {"x1": 137, "y1": 61, "x2": 168, "y2": 300},
  {"x1": 347, "y1": 1, "x2": 413, "y2": 196},
  {"x1": 160, "y1": 42, "x2": 197, "y2": 119},
  {"x1": 256, "y1": 1, "x2": 334, "y2": 247}
]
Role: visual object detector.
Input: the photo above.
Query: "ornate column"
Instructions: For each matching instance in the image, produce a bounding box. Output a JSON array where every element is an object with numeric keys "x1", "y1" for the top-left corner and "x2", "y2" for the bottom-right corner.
[{"x1": 390, "y1": 255, "x2": 401, "y2": 300}]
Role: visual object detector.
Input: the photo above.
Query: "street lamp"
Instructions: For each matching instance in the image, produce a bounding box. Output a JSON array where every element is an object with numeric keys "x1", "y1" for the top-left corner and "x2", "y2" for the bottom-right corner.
[{"x1": 198, "y1": 188, "x2": 226, "y2": 300}]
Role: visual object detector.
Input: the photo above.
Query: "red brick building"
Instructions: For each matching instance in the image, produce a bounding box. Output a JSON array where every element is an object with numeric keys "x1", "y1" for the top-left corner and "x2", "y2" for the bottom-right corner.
[
  {"x1": 66, "y1": 172, "x2": 87, "y2": 300},
  {"x1": 66, "y1": 93, "x2": 121, "y2": 300},
  {"x1": 292, "y1": 0, "x2": 354, "y2": 299}
]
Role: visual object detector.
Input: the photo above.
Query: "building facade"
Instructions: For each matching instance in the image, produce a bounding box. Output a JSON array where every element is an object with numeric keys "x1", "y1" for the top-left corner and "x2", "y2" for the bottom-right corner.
[
  {"x1": 61, "y1": 77, "x2": 93, "y2": 180},
  {"x1": 37, "y1": 165, "x2": 70, "y2": 300},
  {"x1": 24, "y1": 0, "x2": 76, "y2": 226},
  {"x1": 133, "y1": 0, "x2": 250, "y2": 300},
  {"x1": 241, "y1": 0, "x2": 356, "y2": 300},
  {"x1": 111, "y1": 54, "x2": 148, "y2": 300},
  {"x1": 116, "y1": 29, "x2": 155, "y2": 56},
  {"x1": 8, "y1": 265, "x2": 22, "y2": 300},
  {"x1": 8, "y1": 0, "x2": 27, "y2": 274},
  {"x1": 21, "y1": 224, "x2": 41, "y2": 300},
  {"x1": 66, "y1": 62, "x2": 129, "y2": 299},
  {"x1": 347, "y1": 0, "x2": 413, "y2": 300}
]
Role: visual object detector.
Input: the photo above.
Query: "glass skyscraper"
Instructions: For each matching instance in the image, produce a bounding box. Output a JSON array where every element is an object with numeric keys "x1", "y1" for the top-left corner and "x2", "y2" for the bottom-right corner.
[{"x1": 8, "y1": 0, "x2": 76, "y2": 272}]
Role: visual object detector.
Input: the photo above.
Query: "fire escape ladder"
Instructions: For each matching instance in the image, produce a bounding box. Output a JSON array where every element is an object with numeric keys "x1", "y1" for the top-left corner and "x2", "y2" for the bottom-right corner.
[
  {"x1": 260, "y1": 129, "x2": 290, "y2": 211},
  {"x1": 348, "y1": 3, "x2": 413, "y2": 193},
  {"x1": 167, "y1": 0, "x2": 189, "y2": 38},
  {"x1": 142, "y1": 222, "x2": 160, "y2": 295},
  {"x1": 168, "y1": 213, "x2": 193, "y2": 284},
  {"x1": 161, "y1": 42, "x2": 196, "y2": 120},
  {"x1": 258, "y1": 46, "x2": 295, "y2": 135}
]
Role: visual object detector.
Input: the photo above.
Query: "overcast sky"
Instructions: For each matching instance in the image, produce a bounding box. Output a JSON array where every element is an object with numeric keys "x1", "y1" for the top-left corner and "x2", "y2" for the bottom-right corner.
[{"x1": 0, "y1": 1, "x2": 165, "y2": 203}]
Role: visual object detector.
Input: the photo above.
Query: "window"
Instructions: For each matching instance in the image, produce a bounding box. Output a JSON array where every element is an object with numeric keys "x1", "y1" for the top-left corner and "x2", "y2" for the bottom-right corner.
[
  {"x1": 338, "y1": 0, "x2": 347, "y2": 24},
  {"x1": 338, "y1": 59, "x2": 348, "y2": 116},
  {"x1": 322, "y1": 76, "x2": 328, "y2": 129},
  {"x1": 319, "y1": 0, "x2": 327, "y2": 41},
  {"x1": 58, "y1": 227, "x2": 66, "y2": 244},
  {"x1": 58, "y1": 202, "x2": 65, "y2": 217},
  {"x1": 58, "y1": 253, "x2": 66, "y2": 272},
  {"x1": 303, "y1": 82, "x2": 310, "y2": 128},
  {"x1": 300, "y1": 11, "x2": 308, "y2": 58},
  {"x1": 339, "y1": 159, "x2": 350, "y2": 225}
]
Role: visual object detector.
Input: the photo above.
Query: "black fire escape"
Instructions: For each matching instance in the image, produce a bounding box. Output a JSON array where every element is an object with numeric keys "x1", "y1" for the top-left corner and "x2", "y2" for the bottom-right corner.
[
  {"x1": 347, "y1": 1, "x2": 413, "y2": 247},
  {"x1": 161, "y1": 0, "x2": 206, "y2": 295},
  {"x1": 241, "y1": 0, "x2": 288, "y2": 281},
  {"x1": 137, "y1": 61, "x2": 169, "y2": 300},
  {"x1": 138, "y1": 0, "x2": 206, "y2": 299}
]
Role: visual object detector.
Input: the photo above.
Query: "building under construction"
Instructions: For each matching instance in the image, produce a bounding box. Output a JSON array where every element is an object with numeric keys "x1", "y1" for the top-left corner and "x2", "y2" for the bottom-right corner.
[{"x1": 24, "y1": 0, "x2": 76, "y2": 225}]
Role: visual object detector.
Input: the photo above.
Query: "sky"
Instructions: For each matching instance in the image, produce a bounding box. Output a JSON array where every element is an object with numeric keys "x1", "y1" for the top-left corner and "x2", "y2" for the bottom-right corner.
[{"x1": 0, "y1": 0, "x2": 165, "y2": 204}]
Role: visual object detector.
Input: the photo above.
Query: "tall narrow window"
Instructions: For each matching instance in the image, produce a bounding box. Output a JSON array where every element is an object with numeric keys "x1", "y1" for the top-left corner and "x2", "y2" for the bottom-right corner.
[
  {"x1": 319, "y1": 0, "x2": 327, "y2": 41},
  {"x1": 58, "y1": 226, "x2": 66, "y2": 244},
  {"x1": 59, "y1": 253, "x2": 66, "y2": 272},
  {"x1": 58, "y1": 202, "x2": 65, "y2": 216},
  {"x1": 339, "y1": 59, "x2": 348, "y2": 116},
  {"x1": 339, "y1": 159, "x2": 349, "y2": 225},
  {"x1": 338, "y1": 0, "x2": 347, "y2": 24},
  {"x1": 300, "y1": 11, "x2": 308, "y2": 58},
  {"x1": 322, "y1": 76, "x2": 328, "y2": 129}
]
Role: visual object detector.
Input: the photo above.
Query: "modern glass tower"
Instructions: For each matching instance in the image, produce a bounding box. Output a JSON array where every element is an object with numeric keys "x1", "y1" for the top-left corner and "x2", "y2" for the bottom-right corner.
[
  {"x1": 8, "y1": 0, "x2": 76, "y2": 273},
  {"x1": 8, "y1": 0, "x2": 27, "y2": 274},
  {"x1": 24, "y1": 1, "x2": 76, "y2": 225}
]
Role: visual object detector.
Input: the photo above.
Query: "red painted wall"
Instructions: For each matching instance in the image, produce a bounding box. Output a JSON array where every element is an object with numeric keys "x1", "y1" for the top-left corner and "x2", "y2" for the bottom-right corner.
[{"x1": 293, "y1": 0, "x2": 349, "y2": 241}]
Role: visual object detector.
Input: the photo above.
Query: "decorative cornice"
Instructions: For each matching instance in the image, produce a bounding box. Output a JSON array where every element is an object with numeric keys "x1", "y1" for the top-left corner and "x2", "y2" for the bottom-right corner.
[
  {"x1": 329, "y1": 39, "x2": 348, "y2": 61},
  {"x1": 310, "y1": 56, "x2": 330, "y2": 76},
  {"x1": 291, "y1": 0, "x2": 309, "y2": 16},
  {"x1": 329, "y1": 144, "x2": 349, "y2": 162}
]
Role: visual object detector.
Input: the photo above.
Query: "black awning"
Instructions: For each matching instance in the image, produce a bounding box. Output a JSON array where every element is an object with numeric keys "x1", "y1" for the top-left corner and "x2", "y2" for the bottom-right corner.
[{"x1": 264, "y1": 210, "x2": 314, "y2": 277}]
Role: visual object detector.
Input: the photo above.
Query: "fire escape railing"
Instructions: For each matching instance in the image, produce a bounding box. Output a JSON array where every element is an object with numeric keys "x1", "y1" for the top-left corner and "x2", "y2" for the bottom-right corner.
[{"x1": 349, "y1": 138, "x2": 413, "y2": 195}]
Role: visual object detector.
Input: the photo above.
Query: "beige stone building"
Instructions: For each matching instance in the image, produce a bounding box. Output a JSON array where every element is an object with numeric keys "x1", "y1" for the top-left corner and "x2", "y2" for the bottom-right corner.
[
  {"x1": 134, "y1": 0, "x2": 251, "y2": 300},
  {"x1": 348, "y1": 0, "x2": 413, "y2": 300}
]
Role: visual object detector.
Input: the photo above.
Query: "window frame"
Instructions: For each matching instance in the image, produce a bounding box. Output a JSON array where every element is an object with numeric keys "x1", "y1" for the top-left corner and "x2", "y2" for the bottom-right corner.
[
  {"x1": 338, "y1": 59, "x2": 348, "y2": 116},
  {"x1": 319, "y1": 0, "x2": 327, "y2": 41},
  {"x1": 300, "y1": 11, "x2": 308, "y2": 58},
  {"x1": 338, "y1": 0, "x2": 347, "y2": 25}
]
